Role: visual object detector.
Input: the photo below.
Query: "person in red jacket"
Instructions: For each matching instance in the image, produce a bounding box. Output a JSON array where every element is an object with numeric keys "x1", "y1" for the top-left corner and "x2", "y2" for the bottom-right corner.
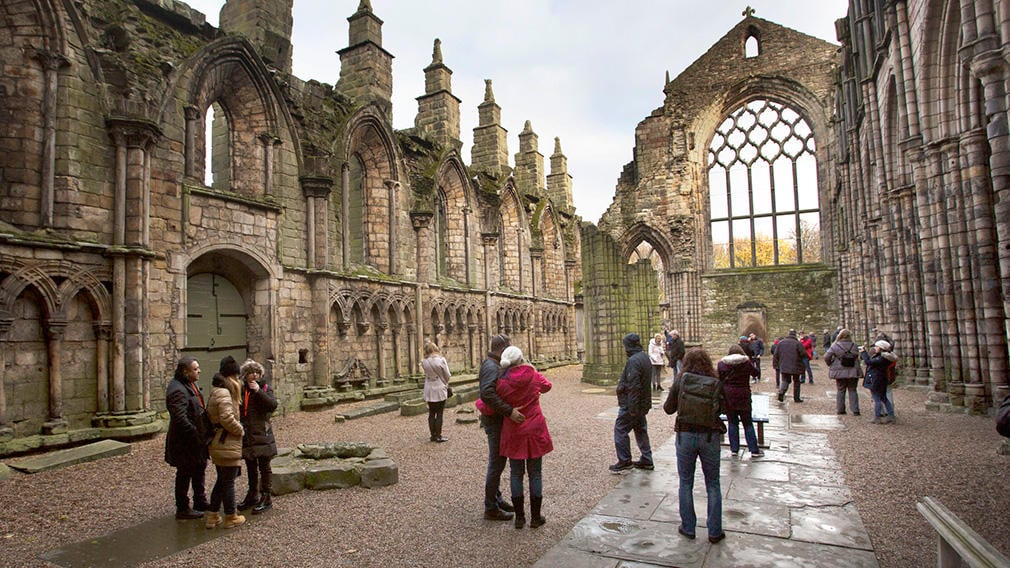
[
  {"x1": 496, "y1": 345, "x2": 553, "y2": 529},
  {"x1": 800, "y1": 332, "x2": 815, "y2": 384}
]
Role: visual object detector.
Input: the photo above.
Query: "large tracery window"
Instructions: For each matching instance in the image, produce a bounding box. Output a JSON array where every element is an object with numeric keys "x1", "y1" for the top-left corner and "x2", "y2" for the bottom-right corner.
[
  {"x1": 708, "y1": 99, "x2": 821, "y2": 268},
  {"x1": 628, "y1": 241, "x2": 666, "y2": 303}
]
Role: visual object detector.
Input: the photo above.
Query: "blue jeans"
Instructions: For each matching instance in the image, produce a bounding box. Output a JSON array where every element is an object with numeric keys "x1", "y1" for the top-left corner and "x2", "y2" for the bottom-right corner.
[
  {"x1": 726, "y1": 410, "x2": 759, "y2": 454},
  {"x1": 803, "y1": 359, "x2": 814, "y2": 383},
  {"x1": 209, "y1": 465, "x2": 240, "y2": 515},
  {"x1": 614, "y1": 408, "x2": 653, "y2": 465},
  {"x1": 676, "y1": 431, "x2": 722, "y2": 537},
  {"x1": 482, "y1": 416, "x2": 508, "y2": 512},
  {"x1": 872, "y1": 390, "x2": 894, "y2": 417},
  {"x1": 509, "y1": 457, "x2": 543, "y2": 499}
]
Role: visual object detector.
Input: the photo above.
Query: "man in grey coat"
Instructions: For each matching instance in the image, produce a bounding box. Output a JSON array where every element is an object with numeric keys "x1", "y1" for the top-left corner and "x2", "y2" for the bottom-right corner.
[{"x1": 773, "y1": 330, "x2": 808, "y2": 403}]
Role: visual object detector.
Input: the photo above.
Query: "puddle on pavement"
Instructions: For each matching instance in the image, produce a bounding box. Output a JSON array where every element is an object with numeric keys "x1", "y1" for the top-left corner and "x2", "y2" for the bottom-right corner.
[{"x1": 40, "y1": 515, "x2": 232, "y2": 567}]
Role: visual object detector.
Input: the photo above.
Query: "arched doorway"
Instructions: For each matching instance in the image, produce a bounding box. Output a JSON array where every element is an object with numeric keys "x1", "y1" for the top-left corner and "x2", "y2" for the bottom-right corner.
[{"x1": 184, "y1": 273, "x2": 248, "y2": 393}]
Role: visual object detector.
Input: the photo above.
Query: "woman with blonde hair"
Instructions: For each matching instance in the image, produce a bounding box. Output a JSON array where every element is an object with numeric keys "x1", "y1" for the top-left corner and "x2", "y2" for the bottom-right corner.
[
  {"x1": 649, "y1": 333, "x2": 667, "y2": 391},
  {"x1": 205, "y1": 356, "x2": 246, "y2": 529},
  {"x1": 420, "y1": 341, "x2": 451, "y2": 443}
]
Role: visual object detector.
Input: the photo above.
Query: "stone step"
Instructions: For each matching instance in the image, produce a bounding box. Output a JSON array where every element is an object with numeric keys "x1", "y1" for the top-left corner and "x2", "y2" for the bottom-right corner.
[
  {"x1": 338, "y1": 400, "x2": 401, "y2": 420},
  {"x1": 7, "y1": 439, "x2": 131, "y2": 474}
]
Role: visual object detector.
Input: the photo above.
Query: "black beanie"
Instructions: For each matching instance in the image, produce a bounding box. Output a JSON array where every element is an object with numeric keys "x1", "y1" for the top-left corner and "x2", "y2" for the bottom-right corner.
[{"x1": 219, "y1": 355, "x2": 240, "y2": 377}]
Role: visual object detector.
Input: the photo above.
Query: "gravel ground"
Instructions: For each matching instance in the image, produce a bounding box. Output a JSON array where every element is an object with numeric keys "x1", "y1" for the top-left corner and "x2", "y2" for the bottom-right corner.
[{"x1": 1, "y1": 362, "x2": 1008, "y2": 567}]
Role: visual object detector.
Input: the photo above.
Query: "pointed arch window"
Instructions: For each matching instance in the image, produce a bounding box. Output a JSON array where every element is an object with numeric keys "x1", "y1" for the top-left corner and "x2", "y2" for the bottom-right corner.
[
  {"x1": 708, "y1": 99, "x2": 821, "y2": 268},
  {"x1": 435, "y1": 188, "x2": 449, "y2": 277},
  {"x1": 745, "y1": 35, "x2": 760, "y2": 58},
  {"x1": 204, "y1": 102, "x2": 230, "y2": 189},
  {"x1": 347, "y1": 155, "x2": 366, "y2": 265},
  {"x1": 629, "y1": 241, "x2": 666, "y2": 303}
]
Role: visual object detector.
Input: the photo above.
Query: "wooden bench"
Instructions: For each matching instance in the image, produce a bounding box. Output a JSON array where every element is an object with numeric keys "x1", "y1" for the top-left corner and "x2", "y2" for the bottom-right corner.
[{"x1": 720, "y1": 393, "x2": 770, "y2": 448}]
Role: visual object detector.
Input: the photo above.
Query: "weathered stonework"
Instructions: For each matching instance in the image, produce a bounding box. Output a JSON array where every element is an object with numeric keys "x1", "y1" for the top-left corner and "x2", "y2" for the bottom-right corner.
[{"x1": 0, "y1": 0, "x2": 582, "y2": 451}]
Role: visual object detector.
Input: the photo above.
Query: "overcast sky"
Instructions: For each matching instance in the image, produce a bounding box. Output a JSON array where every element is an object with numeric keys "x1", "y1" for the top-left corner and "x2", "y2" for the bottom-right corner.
[{"x1": 182, "y1": 0, "x2": 850, "y2": 224}]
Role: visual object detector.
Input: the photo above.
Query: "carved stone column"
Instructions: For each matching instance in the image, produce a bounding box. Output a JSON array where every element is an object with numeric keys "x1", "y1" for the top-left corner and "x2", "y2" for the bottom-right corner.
[
  {"x1": 386, "y1": 180, "x2": 400, "y2": 275},
  {"x1": 94, "y1": 323, "x2": 112, "y2": 413},
  {"x1": 43, "y1": 319, "x2": 68, "y2": 434},
  {"x1": 412, "y1": 212, "x2": 434, "y2": 283},
  {"x1": 921, "y1": 144, "x2": 948, "y2": 390},
  {"x1": 0, "y1": 316, "x2": 12, "y2": 436},
  {"x1": 184, "y1": 106, "x2": 201, "y2": 179},
  {"x1": 375, "y1": 320, "x2": 388, "y2": 386},
  {"x1": 33, "y1": 50, "x2": 70, "y2": 228},
  {"x1": 302, "y1": 177, "x2": 334, "y2": 270},
  {"x1": 482, "y1": 233, "x2": 498, "y2": 292},
  {"x1": 107, "y1": 118, "x2": 161, "y2": 412}
]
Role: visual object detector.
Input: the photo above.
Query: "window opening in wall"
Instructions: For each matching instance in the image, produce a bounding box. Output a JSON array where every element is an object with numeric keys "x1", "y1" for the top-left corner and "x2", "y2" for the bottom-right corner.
[
  {"x1": 497, "y1": 215, "x2": 506, "y2": 288},
  {"x1": 745, "y1": 35, "x2": 760, "y2": 58},
  {"x1": 436, "y1": 188, "x2": 448, "y2": 277},
  {"x1": 709, "y1": 99, "x2": 821, "y2": 268},
  {"x1": 204, "y1": 102, "x2": 229, "y2": 189},
  {"x1": 628, "y1": 241, "x2": 666, "y2": 303},
  {"x1": 347, "y1": 155, "x2": 365, "y2": 264},
  {"x1": 299, "y1": 348, "x2": 308, "y2": 364}
]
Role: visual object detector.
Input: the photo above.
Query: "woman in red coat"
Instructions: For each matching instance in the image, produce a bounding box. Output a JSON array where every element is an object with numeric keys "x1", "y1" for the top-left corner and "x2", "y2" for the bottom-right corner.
[{"x1": 496, "y1": 345, "x2": 553, "y2": 529}]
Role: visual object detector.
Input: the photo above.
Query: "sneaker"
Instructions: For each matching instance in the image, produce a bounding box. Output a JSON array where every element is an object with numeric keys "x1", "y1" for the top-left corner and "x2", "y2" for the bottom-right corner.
[
  {"x1": 870, "y1": 417, "x2": 883, "y2": 424},
  {"x1": 852, "y1": 412, "x2": 861, "y2": 416},
  {"x1": 633, "y1": 460, "x2": 655, "y2": 470},
  {"x1": 730, "y1": 450, "x2": 739, "y2": 459},
  {"x1": 609, "y1": 461, "x2": 634, "y2": 473},
  {"x1": 750, "y1": 450, "x2": 765, "y2": 458}
]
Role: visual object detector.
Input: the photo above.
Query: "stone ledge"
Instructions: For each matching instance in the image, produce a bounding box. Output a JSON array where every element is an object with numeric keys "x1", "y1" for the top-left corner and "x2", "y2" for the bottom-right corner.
[{"x1": 7, "y1": 439, "x2": 131, "y2": 474}]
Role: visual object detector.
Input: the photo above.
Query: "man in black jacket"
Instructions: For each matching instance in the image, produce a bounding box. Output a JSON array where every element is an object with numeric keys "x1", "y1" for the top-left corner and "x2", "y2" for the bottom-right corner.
[
  {"x1": 478, "y1": 334, "x2": 525, "y2": 520},
  {"x1": 773, "y1": 330, "x2": 808, "y2": 403},
  {"x1": 611, "y1": 333, "x2": 654, "y2": 472},
  {"x1": 164, "y1": 356, "x2": 211, "y2": 519}
]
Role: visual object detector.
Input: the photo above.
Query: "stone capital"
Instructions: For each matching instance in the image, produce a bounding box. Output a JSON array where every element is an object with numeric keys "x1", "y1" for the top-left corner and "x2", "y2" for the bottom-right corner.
[
  {"x1": 32, "y1": 49, "x2": 70, "y2": 71},
  {"x1": 411, "y1": 211, "x2": 433, "y2": 230},
  {"x1": 301, "y1": 176, "x2": 334, "y2": 199},
  {"x1": 106, "y1": 117, "x2": 162, "y2": 149},
  {"x1": 183, "y1": 105, "x2": 201, "y2": 121}
]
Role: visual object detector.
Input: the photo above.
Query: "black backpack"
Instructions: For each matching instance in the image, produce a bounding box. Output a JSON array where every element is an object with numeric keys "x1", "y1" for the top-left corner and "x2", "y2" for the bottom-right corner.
[
  {"x1": 665, "y1": 372, "x2": 724, "y2": 431},
  {"x1": 840, "y1": 346, "x2": 858, "y2": 368}
]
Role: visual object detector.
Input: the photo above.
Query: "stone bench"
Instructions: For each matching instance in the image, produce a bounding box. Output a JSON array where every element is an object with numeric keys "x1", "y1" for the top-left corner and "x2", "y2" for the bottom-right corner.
[{"x1": 719, "y1": 393, "x2": 770, "y2": 448}]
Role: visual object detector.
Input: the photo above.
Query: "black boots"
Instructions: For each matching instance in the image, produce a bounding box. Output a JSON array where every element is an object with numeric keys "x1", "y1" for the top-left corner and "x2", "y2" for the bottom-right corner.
[
  {"x1": 530, "y1": 496, "x2": 546, "y2": 528},
  {"x1": 238, "y1": 492, "x2": 259, "y2": 511},
  {"x1": 513, "y1": 496, "x2": 525, "y2": 528},
  {"x1": 512, "y1": 496, "x2": 545, "y2": 528},
  {"x1": 252, "y1": 471, "x2": 272, "y2": 514},
  {"x1": 252, "y1": 493, "x2": 272, "y2": 514}
]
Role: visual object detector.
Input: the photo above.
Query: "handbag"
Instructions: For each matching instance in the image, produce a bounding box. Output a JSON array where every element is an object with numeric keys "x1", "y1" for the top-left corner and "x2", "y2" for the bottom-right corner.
[{"x1": 446, "y1": 385, "x2": 453, "y2": 398}]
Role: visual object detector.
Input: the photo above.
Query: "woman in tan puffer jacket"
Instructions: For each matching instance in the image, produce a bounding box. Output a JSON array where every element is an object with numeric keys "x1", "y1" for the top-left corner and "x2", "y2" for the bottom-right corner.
[{"x1": 205, "y1": 356, "x2": 246, "y2": 529}]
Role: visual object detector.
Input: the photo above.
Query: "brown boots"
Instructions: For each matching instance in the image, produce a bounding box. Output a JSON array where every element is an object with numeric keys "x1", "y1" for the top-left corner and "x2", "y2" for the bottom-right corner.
[
  {"x1": 512, "y1": 496, "x2": 546, "y2": 529},
  {"x1": 205, "y1": 511, "x2": 246, "y2": 529},
  {"x1": 205, "y1": 512, "x2": 221, "y2": 529}
]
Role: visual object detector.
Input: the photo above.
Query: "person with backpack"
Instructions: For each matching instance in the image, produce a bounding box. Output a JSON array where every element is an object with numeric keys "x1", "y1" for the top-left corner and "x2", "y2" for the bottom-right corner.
[
  {"x1": 610, "y1": 333, "x2": 654, "y2": 473},
  {"x1": 824, "y1": 329, "x2": 861, "y2": 415},
  {"x1": 861, "y1": 340, "x2": 898, "y2": 424},
  {"x1": 662, "y1": 348, "x2": 727, "y2": 544}
]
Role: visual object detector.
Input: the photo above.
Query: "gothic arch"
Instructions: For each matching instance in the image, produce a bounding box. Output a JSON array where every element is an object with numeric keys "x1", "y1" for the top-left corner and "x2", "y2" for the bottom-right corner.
[
  {"x1": 498, "y1": 184, "x2": 527, "y2": 292},
  {"x1": 619, "y1": 222, "x2": 675, "y2": 267},
  {"x1": 433, "y1": 155, "x2": 475, "y2": 283},
  {"x1": 537, "y1": 206, "x2": 566, "y2": 299}
]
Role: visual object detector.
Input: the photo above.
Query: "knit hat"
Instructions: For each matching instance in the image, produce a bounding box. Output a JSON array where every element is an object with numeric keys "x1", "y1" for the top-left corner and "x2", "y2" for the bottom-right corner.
[
  {"x1": 874, "y1": 340, "x2": 892, "y2": 352},
  {"x1": 489, "y1": 334, "x2": 510, "y2": 356},
  {"x1": 622, "y1": 333, "x2": 642, "y2": 351},
  {"x1": 500, "y1": 346, "x2": 524, "y2": 368},
  {"x1": 788, "y1": 329, "x2": 797, "y2": 337},
  {"x1": 219, "y1": 355, "x2": 240, "y2": 377}
]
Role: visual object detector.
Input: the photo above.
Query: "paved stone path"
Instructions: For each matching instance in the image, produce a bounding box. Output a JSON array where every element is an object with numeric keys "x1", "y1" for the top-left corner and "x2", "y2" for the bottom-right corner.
[{"x1": 535, "y1": 402, "x2": 879, "y2": 567}]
